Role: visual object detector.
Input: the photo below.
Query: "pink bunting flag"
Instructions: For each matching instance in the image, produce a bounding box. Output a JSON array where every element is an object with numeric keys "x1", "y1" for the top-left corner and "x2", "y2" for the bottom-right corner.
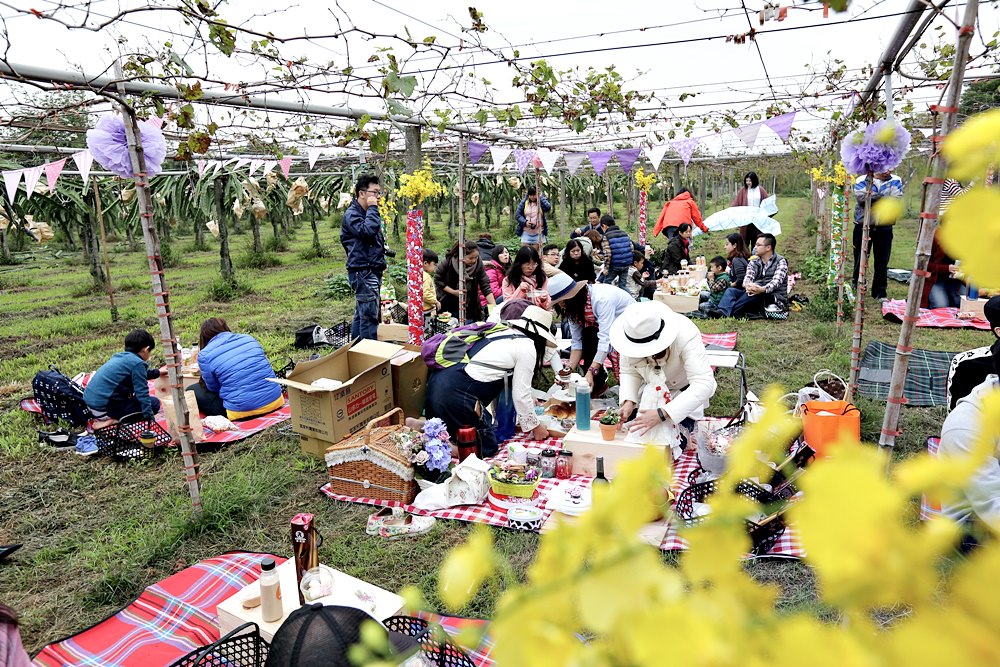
[
  {"x1": 563, "y1": 153, "x2": 587, "y2": 175},
  {"x1": 732, "y1": 122, "x2": 762, "y2": 149},
  {"x1": 512, "y1": 149, "x2": 536, "y2": 174},
  {"x1": 196, "y1": 159, "x2": 207, "y2": 178},
  {"x1": 671, "y1": 138, "x2": 700, "y2": 166},
  {"x1": 44, "y1": 159, "x2": 66, "y2": 193},
  {"x1": 146, "y1": 116, "x2": 164, "y2": 129},
  {"x1": 467, "y1": 141, "x2": 489, "y2": 166},
  {"x1": 764, "y1": 112, "x2": 796, "y2": 142},
  {"x1": 279, "y1": 157, "x2": 292, "y2": 178},
  {"x1": 588, "y1": 151, "x2": 613, "y2": 176},
  {"x1": 3, "y1": 169, "x2": 22, "y2": 203},
  {"x1": 22, "y1": 165, "x2": 43, "y2": 200},
  {"x1": 614, "y1": 148, "x2": 642, "y2": 174}
]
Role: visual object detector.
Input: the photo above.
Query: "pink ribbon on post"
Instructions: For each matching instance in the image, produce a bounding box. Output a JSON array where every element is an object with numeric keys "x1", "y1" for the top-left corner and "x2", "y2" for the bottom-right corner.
[
  {"x1": 406, "y1": 209, "x2": 425, "y2": 345},
  {"x1": 638, "y1": 190, "x2": 648, "y2": 246}
]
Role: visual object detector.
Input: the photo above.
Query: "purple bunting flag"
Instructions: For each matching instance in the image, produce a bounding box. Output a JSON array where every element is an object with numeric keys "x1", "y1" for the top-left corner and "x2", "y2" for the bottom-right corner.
[
  {"x1": 563, "y1": 153, "x2": 587, "y2": 175},
  {"x1": 614, "y1": 148, "x2": 642, "y2": 174},
  {"x1": 764, "y1": 112, "x2": 796, "y2": 142},
  {"x1": 671, "y1": 138, "x2": 700, "y2": 166},
  {"x1": 512, "y1": 148, "x2": 536, "y2": 174},
  {"x1": 467, "y1": 141, "x2": 489, "y2": 166},
  {"x1": 588, "y1": 151, "x2": 613, "y2": 176}
]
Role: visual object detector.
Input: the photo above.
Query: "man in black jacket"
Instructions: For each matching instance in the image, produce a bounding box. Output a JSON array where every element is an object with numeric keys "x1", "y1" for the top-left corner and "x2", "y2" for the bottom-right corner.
[{"x1": 340, "y1": 175, "x2": 386, "y2": 340}]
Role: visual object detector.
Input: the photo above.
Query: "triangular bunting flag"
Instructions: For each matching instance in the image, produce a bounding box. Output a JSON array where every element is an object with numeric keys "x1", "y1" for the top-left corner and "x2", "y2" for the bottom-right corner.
[
  {"x1": 72, "y1": 150, "x2": 93, "y2": 187},
  {"x1": 614, "y1": 148, "x2": 642, "y2": 174},
  {"x1": 671, "y1": 138, "x2": 700, "y2": 166},
  {"x1": 234, "y1": 158, "x2": 249, "y2": 172},
  {"x1": 44, "y1": 159, "x2": 66, "y2": 193},
  {"x1": 196, "y1": 159, "x2": 207, "y2": 178},
  {"x1": 732, "y1": 122, "x2": 762, "y2": 149},
  {"x1": 644, "y1": 145, "x2": 668, "y2": 171},
  {"x1": 248, "y1": 159, "x2": 263, "y2": 177},
  {"x1": 535, "y1": 148, "x2": 561, "y2": 175},
  {"x1": 22, "y1": 165, "x2": 43, "y2": 199},
  {"x1": 512, "y1": 149, "x2": 536, "y2": 174},
  {"x1": 263, "y1": 160, "x2": 277, "y2": 176},
  {"x1": 489, "y1": 147, "x2": 512, "y2": 172},
  {"x1": 588, "y1": 151, "x2": 613, "y2": 176},
  {"x1": 3, "y1": 169, "x2": 22, "y2": 203},
  {"x1": 563, "y1": 153, "x2": 587, "y2": 175},
  {"x1": 308, "y1": 148, "x2": 323, "y2": 170},
  {"x1": 467, "y1": 141, "x2": 489, "y2": 166},
  {"x1": 212, "y1": 161, "x2": 223, "y2": 176},
  {"x1": 764, "y1": 112, "x2": 796, "y2": 142},
  {"x1": 146, "y1": 116, "x2": 164, "y2": 129},
  {"x1": 279, "y1": 157, "x2": 292, "y2": 178}
]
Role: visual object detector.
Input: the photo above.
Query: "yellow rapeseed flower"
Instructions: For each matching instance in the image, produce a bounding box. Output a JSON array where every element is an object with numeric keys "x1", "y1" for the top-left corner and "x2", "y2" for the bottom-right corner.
[
  {"x1": 942, "y1": 108, "x2": 1000, "y2": 181},
  {"x1": 437, "y1": 525, "x2": 496, "y2": 611},
  {"x1": 938, "y1": 187, "x2": 1000, "y2": 287},
  {"x1": 872, "y1": 197, "x2": 903, "y2": 226}
]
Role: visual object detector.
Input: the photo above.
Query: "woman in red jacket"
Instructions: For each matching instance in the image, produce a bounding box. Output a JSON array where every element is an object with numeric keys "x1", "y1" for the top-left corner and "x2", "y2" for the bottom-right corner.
[{"x1": 653, "y1": 188, "x2": 707, "y2": 239}]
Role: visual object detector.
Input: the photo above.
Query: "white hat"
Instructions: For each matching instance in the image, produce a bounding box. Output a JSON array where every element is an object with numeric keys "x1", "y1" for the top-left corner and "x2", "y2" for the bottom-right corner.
[
  {"x1": 508, "y1": 305, "x2": 558, "y2": 348},
  {"x1": 546, "y1": 271, "x2": 587, "y2": 304},
  {"x1": 609, "y1": 301, "x2": 681, "y2": 358}
]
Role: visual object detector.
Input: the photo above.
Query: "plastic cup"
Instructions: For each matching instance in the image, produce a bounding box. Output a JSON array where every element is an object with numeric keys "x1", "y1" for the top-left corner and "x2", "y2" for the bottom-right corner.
[{"x1": 300, "y1": 566, "x2": 334, "y2": 603}]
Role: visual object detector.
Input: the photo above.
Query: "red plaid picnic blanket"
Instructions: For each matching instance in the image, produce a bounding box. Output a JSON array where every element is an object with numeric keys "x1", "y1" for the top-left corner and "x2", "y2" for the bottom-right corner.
[
  {"x1": 701, "y1": 331, "x2": 738, "y2": 349},
  {"x1": 882, "y1": 299, "x2": 991, "y2": 331},
  {"x1": 21, "y1": 373, "x2": 290, "y2": 445},
  {"x1": 920, "y1": 437, "x2": 942, "y2": 521},
  {"x1": 32, "y1": 552, "x2": 281, "y2": 667}
]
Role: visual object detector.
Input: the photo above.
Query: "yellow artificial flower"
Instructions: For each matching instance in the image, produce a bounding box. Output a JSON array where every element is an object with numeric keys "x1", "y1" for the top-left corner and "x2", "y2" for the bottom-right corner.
[
  {"x1": 396, "y1": 158, "x2": 447, "y2": 206},
  {"x1": 943, "y1": 108, "x2": 1000, "y2": 181},
  {"x1": 939, "y1": 187, "x2": 1000, "y2": 287},
  {"x1": 634, "y1": 166, "x2": 657, "y2": 192}
]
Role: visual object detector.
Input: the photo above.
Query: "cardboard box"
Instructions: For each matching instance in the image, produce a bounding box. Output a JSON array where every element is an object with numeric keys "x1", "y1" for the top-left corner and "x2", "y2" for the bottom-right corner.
[
  {"x1": 377, "y1": 323, "x2": 410, "y2": 344},
  {"x1": 390, "y1": 344, "x2": 428, "y2": 419},
  {"x1": 561, "y1": 421, "x2": 671, "y2": 479},
  {"x1": 960, "y1": 296, "x2": 988, "y2": 320},
  {"x1": 299, "y1": 434, "x2": 333, "y2": 459},
  {"x1": 653, "y1": 291, "x2": 700, "y2": 314},
  {"x1": 270, "y1": 339, "x2": 399, "y2": 443},
  {"x1": 217, "y1": 558, "x2": 403, "y2": 642}
]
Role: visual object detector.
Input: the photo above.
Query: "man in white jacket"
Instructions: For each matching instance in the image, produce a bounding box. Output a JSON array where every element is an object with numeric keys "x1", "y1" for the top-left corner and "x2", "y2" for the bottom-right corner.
[{"x1": 609, "y1": 301, "x2": 717, "y2": 450}]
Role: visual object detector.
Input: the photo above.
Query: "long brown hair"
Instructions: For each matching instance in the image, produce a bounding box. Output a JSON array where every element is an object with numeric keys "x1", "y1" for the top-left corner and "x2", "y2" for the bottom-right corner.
[
  {"x1": 0, "y1": 603, "x2": 18, "y2": 626},
  {"x1": 199, "y1": 317, "x2": 231, "y2": 349},
  {"x1": 726, "y1": 233, "x2": 750, "y2": 260}
]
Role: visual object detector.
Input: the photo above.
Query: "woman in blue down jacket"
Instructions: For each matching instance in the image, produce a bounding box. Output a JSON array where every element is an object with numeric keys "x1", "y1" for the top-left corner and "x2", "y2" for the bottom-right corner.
[{"x1": 190, "y1": 317, "x2": 284, "y2": 420}]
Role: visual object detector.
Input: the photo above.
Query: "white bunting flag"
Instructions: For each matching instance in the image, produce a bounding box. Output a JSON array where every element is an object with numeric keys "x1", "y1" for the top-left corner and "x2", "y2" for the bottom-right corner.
[
  {"x1": 211, "y1": 161, "x2": 223, "y2": 176},
  {"x1": 644, "y1": 145, "x2": 668, "y2": 171},
  {"x1": 3, "y1": 169, "x2": 22, "y2": 203},
  {"x1": 234, "y1": 158, "x2": 249, "y2": 172},
  {"x1": 44, "y1": 159, "x2": 66, "y2": 193},
  {"x1": 197, "y1": 159, "x2": 207, "y2": 178},
  {"x1": 248, "y1": 160, "x2": 263, "y2": 178},
  {"x1": 732, "y1": 122, "x2": 762, "y2": 149},
  {"x1": 535, "y1": 148, "x2": 562, "y2": 175},
  {"x1": 489, "y1": 147, "x2": 512, "y2": 172},
  {"x1": 263, "y1": 160, "x2": 277, "y2": 176},
  {"x1": 22, "y1": 165, "x2": 43, "y2": 199},
  {"x1": 562, "y1": 153, "x2": 587, "y2": 175},
  {"x1": 308, "y1": 147, "x2": 323, "y2": 170},
  {"x1": 72, "y1": 150, "x2": 93, "y2": 187}
]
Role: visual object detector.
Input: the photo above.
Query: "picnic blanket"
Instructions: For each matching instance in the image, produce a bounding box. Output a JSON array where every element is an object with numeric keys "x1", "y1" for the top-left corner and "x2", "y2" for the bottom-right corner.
[
  {"x1": 701, "y1": 331, "x2": 737, "y2": 350},
  {"x1": 32, "y1": 552, "x2": 279, "y2": 667},
  {"x1": 21, "y1": 373, "x2": 290, "y2": 445},
  {"x1": 882, "y1": 299, "x2": 992, "y2": 331},
  {"x1": 856, "y1": 341, "x2": 957, "y2": 407},
  {"x1": 322, "y1": 435, "x2": 805, "y2": 560},
  {"x1": 32, "y1": 552, "x2": 497, "y2": 667}
]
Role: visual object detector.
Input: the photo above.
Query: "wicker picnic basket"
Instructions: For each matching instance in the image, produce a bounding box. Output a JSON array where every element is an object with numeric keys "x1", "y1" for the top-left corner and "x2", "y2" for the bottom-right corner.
[{"x1": 324, "y1": 408, "x2": 419, "y2": 504}]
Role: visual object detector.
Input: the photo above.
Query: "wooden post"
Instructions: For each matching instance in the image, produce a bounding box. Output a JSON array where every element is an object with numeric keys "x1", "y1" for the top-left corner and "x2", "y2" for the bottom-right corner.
[
  {"x1": 558, "y1": 171, "x2": 567, "y2": 239},
  {"x1": 698, "y1": 166, "x2": 707, "y2": 213},
  {"x1": 846, "y1": 170, "x2": 874, "y2": 402},
  {"x1": 458, "y1": 137, "x2": 467, "y2": 323},
  {"x1": 605, "y1": 170, "x2": 613, "y2": 217},
  {"x1": 879, "y1": 0, "x2": 979, "y2": 450},
  {"x1": 672, "y1": 163, "x2": 681, "y2": 199},
  {"x1": 115, "y1": 62, "x2": 201, "y2": 517},
  {"x1": 92, "y1": 179, "x2": 119, "y2": 322}
]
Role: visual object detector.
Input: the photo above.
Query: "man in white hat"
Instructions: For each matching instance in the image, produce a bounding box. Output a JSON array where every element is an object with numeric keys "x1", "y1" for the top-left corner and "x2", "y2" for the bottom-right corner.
[{"x1": 610, "y1": 301, "x2": 717, "y2": 443}]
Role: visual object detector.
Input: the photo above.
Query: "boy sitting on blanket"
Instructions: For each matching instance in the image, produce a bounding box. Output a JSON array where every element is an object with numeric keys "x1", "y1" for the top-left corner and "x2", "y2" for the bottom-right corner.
[{"x1": 83, "y1": 329, "x2": 162, "y2": 427}]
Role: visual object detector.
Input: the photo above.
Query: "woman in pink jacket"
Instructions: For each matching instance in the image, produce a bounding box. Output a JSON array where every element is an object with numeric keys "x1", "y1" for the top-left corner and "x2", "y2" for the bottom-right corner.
[
  {"x1": 482, "y1": 245, "x2": 510, "y2": 306},
  {"x1": 502, "y1": 246, "x2": 551, "y2": 309}
]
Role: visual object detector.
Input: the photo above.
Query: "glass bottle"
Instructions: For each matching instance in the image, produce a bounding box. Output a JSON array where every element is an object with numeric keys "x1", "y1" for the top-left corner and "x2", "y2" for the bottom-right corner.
[
  {"x1": 593, "y1": 456, "x2": 610, "y2": 486},
  {"x1": 259, "y1": 557, "x2": 283, "y2": 623},
  {"x1": 575, "y1": 379, "x2": 591, "y2": 431},
  {"x1": 556, "y1": 451, "x2": 574, "y2": 479},
  {"x1": 540, "y1": 449, "x2": 557, "y2": 478}
]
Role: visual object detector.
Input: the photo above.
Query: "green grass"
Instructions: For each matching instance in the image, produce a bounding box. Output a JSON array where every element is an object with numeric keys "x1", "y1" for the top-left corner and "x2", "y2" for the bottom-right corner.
[{"x1": 0, "y1": 194, "x2": 993, "y2": 655}]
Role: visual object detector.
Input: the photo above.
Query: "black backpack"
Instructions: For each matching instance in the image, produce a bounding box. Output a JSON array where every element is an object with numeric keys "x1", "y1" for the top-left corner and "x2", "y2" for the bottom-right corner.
[{"x1": 32, "y1": 366, "x2": 90, "y2": 426}]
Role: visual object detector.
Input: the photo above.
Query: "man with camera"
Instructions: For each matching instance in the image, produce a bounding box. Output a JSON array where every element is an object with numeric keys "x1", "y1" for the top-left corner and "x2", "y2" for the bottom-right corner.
[{"x1": 340, "y1": 174, "x2": 389, "y2": 341}]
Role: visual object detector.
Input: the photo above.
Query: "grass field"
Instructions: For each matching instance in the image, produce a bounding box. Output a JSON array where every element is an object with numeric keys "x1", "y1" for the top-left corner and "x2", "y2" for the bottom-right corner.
[{"x1": 0, "y1": 192, "x2": 993, "y2": 655}]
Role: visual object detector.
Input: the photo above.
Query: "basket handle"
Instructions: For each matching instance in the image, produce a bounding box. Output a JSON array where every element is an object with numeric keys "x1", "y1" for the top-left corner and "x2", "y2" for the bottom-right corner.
[
  {"x1": 363, "y1": 408, "x2": 405, "y2": 444},
  {"x1": 812, "y1": 368, "x2": 847, "y2": 391}
]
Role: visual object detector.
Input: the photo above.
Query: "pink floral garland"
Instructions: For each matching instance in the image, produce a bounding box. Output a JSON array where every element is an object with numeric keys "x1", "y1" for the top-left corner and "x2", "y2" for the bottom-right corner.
[
  {"x1": 638, "y1": 190, "x2": 648, "y2": 246},
  {"x1": 406, "y1": 209, "x2": 424, "y2": 345}
]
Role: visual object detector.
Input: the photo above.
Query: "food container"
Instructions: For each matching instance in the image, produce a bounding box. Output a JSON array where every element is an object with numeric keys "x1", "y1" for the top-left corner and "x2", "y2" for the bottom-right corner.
[
  {"x1": 540, "y1": 449, "x2": 557, "y2": 478},
  {"x1": 299, "y1": 566, "x2": 335, "y2": 603},
  {"x1": 507, "y1": 506, "x2": 545, "y2": 532},
  {"x1": 556, "y1": 451, "x2": 574, "y2": 479}
]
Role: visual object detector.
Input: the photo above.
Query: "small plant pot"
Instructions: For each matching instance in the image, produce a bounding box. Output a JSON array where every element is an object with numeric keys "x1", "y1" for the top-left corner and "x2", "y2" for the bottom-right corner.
[{"x1": 599, "y1": 422, "x2": 618, "y2": 441}]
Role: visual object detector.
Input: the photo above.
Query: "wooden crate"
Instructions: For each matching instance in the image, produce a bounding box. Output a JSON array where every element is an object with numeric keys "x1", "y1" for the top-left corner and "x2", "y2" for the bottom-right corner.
[{"x1": 561, "y1": 421, "x2": 671, "y2": 479}]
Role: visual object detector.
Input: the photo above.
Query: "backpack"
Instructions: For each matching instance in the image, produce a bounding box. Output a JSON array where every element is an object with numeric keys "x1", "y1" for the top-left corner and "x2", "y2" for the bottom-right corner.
[
  {"x1": 32, "y1": 365, "x2": 90, "y2": 426},
  {"x1": 421, "y1": 322, "x2": 511, "y2": 371}
]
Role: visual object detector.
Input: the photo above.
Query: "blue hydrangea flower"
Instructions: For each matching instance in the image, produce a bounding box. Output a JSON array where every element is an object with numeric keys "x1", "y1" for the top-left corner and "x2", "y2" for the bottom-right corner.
[
  {"x1": 424, "y1": 438, "x2": 452, "y2": 472},
  {"x1": 423, "y1": 417, "x2": 449, "y2": 441}
]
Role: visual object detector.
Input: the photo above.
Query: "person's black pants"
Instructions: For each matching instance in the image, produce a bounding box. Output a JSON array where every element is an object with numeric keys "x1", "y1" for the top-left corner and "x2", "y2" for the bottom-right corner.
[
  {"x1": 852, "y1": 223, "x2": 893, "y2": 299},
  {"x1": 425, "y1": 365, "x2": 505, "y2": 458},
  {"x1": 105, "y1": 393, "x2": 161, "y2": 420},
  {"x1": 187, "y1": 383, "x2": 226, "y2": 417}
]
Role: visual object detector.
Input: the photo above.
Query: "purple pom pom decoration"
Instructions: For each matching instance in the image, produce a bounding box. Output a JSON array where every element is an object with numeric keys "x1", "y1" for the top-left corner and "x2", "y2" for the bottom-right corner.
[
  {"x1": 87, "y1": 114, "x2": 168, "y2": 179},
  {"x1": 840, "y1": 120, "x2": 911, "y2": 176}
]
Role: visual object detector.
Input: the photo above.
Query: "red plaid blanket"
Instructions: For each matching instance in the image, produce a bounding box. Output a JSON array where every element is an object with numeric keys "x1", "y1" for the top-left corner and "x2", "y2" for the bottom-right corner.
[
  {"x1": 32, "y1": 552, "x2": 280, "y2": 667},
  {"x1": 882, "y1": 299, "x2": 991, "y2": 331},
  {"x1": 21, "y1": 373, "x2": 290, "y2": 445},
  {"x1": 702, "y1": 331, "x2": 737, "y2": 349}
]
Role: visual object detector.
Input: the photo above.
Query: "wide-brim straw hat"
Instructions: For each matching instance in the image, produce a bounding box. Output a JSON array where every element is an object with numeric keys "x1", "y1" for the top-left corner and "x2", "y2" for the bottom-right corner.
[
  {"x1": 507, "y1": 305, "x2": 558, "y2": 348},
  {"x1": 609, "y1": 300, "x2": 682, "y2": 358},
  {"x1": 547, "y1": 271, "x2": 587, "y2": 304}
]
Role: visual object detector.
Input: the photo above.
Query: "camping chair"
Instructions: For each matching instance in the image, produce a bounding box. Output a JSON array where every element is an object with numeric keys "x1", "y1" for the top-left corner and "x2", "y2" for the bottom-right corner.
[
  {"x1": 169, "y1": 622, "x2": 268, "y2": 667},
  {"x1": 705, "y1": 350, "x2": 748, "y2": 407}
]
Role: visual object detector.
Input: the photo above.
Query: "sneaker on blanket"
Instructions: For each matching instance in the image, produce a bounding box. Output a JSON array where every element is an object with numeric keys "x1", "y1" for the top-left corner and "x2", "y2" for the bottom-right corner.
[
  {"x1": 75, "y1": 434, "x2": 99, "y2": 457},
  {"x1": 378, "y1": 514, "x2": 435, "y2": 539},
  {"x1": 366, "y1": 507, "x2": 404, "y2": 536}
]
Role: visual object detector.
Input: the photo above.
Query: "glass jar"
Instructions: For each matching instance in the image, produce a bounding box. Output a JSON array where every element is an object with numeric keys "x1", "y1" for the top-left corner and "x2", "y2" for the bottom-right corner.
[
  {"x1": 540, "y1": 449, "x2": 557, "y2": 478},
  {"x1": 555, "y1": 451, "x2": 574, "y2": 479},
  {"x1": 526, "y1": 453, "x2": 540, "y2": 469}
]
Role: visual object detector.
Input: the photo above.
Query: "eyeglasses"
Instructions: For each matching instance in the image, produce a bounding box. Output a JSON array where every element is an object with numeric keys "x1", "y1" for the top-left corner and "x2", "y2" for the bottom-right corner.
[{"x1": 363, "y1": 189, "x2": 382, "y2": 196}]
